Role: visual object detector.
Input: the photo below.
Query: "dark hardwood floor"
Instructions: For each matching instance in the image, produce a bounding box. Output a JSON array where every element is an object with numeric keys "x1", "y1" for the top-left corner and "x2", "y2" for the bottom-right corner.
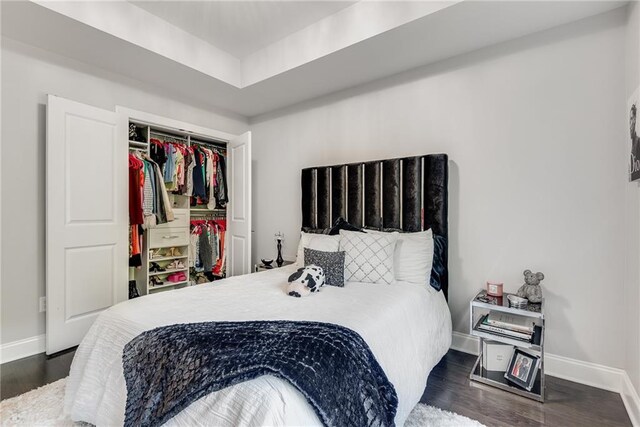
[
  {"x1": 421, "y1": 350, "x2": 631, "y2": 426},
  {"x1": 1, "y1": 348, "x2": 75, "y2": 401},
  {"x1": 1, "y1": 349, "x2": 632, "y2": 426}
]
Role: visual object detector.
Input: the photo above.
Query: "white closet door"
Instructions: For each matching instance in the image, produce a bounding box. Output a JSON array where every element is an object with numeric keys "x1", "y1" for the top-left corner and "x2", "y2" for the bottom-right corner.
[
  {"x1": 227, "y1": 131, "x2": 252, "y2": 276},
  {"x1": 46, "y1": 95, "x2": 127, "y2": 355}
]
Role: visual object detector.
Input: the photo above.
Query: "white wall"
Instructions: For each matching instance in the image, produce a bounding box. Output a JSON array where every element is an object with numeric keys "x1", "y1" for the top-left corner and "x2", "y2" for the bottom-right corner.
[
  {"x1": 251, "y1": 9, "x2": 629, "y2": 368},
  {"x1": 0, "y1": 37, "x2": 248, "y2": 345},
  {"x1": 624, "y1": 1, "x2": 640, "y2": 396}
]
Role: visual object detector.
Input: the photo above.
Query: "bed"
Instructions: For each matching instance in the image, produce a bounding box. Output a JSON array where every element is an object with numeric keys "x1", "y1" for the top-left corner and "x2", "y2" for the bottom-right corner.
[{"x1": 65, "y1": 154, "x2": 452, "y2": 426}]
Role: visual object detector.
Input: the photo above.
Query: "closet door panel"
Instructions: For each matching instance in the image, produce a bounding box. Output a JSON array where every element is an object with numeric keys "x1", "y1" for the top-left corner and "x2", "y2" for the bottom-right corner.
[
  {"x1": 46, "y1": 95, "x2": 127, "y2": 355},
  {"x1": 227, "y1": 131, "x2": 252, "y2": 277},
  {"x1": 67, "y1": 116, "x2": 116, "y2": 222},
  {"x1": 65, "y1": 245, "x2": 115, "y2": 318}
]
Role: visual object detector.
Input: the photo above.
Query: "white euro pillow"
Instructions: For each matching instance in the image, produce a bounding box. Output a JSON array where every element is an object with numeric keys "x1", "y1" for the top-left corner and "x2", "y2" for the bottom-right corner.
[
  {"x1": 295, "y1": 232, "x2": 341, "y2": 267},
  {"x1": 367, "y1": 229, "x2": 434, "y2": 286}
]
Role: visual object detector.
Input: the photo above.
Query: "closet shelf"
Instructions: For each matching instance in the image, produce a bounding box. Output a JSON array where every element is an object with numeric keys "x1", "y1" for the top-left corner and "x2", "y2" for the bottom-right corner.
[
  {"x1": 148, "y1": 267, "x2": 188, "y2": 276},
  {"x1": 129, "y1": 140, "x2": 149, "y2": 148},
  {"x1": 191, "y1": 208, "x2": 226, "y2": 214},
  {"x1": 148, "y1": 280, "x2": 190, "y2": 291},
  {"x1": 149, "y1": 255, "x2": 188, "y2": 262}
]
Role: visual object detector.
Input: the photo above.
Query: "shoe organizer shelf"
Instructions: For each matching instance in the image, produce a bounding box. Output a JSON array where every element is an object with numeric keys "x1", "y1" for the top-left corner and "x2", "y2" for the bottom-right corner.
[{"x1": 135, "y1": 209, "x2": 191, "y2": 295}]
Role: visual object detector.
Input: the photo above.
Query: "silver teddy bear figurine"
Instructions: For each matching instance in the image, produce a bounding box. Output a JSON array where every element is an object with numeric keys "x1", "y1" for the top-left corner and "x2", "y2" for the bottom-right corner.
[{"x1": 516, "y1": 269, "x2": 545, "y2": 303}]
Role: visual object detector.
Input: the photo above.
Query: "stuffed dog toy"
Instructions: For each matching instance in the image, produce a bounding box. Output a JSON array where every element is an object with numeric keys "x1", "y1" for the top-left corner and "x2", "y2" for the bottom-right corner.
[{"x1": 287, "y1": 265, "x2": 325, "y2": 297}]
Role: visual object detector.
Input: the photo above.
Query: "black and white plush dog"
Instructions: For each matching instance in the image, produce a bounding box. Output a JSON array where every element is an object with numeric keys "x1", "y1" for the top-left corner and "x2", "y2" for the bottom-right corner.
[{"x1": 287, "y1": 265, "x2": 325, "y2": 297}]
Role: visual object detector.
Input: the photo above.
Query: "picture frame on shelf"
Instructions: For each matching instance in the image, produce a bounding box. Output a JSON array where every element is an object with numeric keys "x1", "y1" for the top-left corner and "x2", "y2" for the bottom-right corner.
[{"x1": 504, "y1": 348, "x2": 540, "y2": 391}]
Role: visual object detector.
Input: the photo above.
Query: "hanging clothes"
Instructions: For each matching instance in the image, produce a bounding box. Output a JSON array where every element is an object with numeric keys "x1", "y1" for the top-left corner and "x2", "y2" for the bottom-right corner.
[
  {"x1": 198, "y1": 227, "x2": 214, "y2": 272},
  {"x1": 157, "y1": 161, "x2": 175, "y2": 223},
  {"x1": 150, "y1": 139, "x2": 167, "y2": 169},
  {"x1": 189, "y1": 229, "x2": 198, "y2": 269},
  {"x1": 183, "y1": 148, "x2": 195, "y2": 196},
  {"x1": 192, "y1": 147, "x2": 207, "y2": 201},
  {"x1": 146, "y1": 160, "x2": 157, "y2": 221},
  {"x1": 212, "y1": 219, "x2": 226, "y2": 276},
  {"x1": 164, "y1": 143, "x2": 176, "y2": 186},
  {"x1": 214, "y1": 152, "x2": 228, "y2": 208},
  {"x1": 206, "y1": 148, "x2": 216, "y2": 210},
  {"x1": 128, "y1": 154, "x2": 144, "y2": 225},
  {"x1": 190, "y1": 219, "x2": 226, "y2": 280},
  {"x1": 142, "y1": 161, "x2": 154, "y2": 216},
  {"x1": 175, "y1": 145, "x2": 186, "y2": 188},
  {"x1": 140, "y1": 157, "x2": 174, "y2": 224}
]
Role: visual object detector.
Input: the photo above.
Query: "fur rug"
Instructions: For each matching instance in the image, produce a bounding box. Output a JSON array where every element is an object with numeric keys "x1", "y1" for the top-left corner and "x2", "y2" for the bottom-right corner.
[{"x1": 0, "y1": 378, "x2": 485, "y2": 426}]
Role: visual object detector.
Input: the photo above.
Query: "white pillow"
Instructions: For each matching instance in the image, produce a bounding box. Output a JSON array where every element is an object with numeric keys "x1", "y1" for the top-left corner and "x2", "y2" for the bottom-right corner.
[
  {"x1": 339, "y1": 230, "x2": 397, "y2": 284},
  {"x1": 368, "y1": 229, "x2": 434, "y2": 286},
  {"x1": 295, "y1": 232, "x2": 340, "y2": 267}
]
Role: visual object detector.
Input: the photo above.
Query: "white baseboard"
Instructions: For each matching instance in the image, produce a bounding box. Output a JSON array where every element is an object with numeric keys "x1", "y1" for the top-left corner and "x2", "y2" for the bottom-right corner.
[
  {"x1": 545, "y1": 352, "x2": 623, "y2": 393},
  {"x1": 451, "y1": 332, "x2": 639, "y2": 426},
  {"x1": 0, "y1": 334, "x2": 45, "y2": 364},
  {"x1": 622, "y1": 372, "x2": 640, "y2": 427}
]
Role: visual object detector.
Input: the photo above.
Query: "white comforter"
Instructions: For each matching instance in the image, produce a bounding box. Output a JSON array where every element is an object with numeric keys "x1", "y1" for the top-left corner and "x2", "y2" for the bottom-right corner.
[{"x1": 65, "y1": 266, "x2": 451, "y2": 426}]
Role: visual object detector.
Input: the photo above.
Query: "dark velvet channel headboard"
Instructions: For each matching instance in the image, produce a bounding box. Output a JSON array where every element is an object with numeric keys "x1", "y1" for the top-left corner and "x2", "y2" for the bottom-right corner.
[{"x1": 301, "y1": 154, "x2": 449, "y2": 299}]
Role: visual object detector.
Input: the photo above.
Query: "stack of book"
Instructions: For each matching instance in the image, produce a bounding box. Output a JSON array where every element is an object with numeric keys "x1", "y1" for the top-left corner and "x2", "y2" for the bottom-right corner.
[{"x1": 476, "y1": 312, "x2": 535, "y2": 342}]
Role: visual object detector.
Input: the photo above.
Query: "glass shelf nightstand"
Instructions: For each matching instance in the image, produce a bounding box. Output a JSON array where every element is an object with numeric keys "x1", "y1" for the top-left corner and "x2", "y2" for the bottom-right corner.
[{"x1": 469, "y1": 290, "x2": 545, "y2": 402}]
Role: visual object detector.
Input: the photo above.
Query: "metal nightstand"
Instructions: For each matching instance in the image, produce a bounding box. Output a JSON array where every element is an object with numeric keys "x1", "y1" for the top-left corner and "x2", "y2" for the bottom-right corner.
[{"x1": 469, "y1": 290, "x2": 545, "y2": 402}]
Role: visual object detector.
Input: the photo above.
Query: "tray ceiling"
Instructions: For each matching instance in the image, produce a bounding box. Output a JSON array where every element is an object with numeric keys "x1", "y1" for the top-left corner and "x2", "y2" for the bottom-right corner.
[
  {"x1": 129, "y1": 1, "x2": 356, "y2": 58},
  {"x1": 1, "y1": 0, "x2": 629, "y2": 117}
]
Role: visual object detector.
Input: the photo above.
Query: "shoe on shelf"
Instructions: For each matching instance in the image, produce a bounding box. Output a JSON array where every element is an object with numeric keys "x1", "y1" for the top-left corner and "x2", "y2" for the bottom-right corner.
[
  {"x1": 167, "y1": 247, "x2": 181, "y2": 257},
  {"x1": 195, "y1": 273, "x2": 208, "y2": 284},
  {"x1": 149, "y1": 277, "x2": 164, "y2": 287},
  {"x1": 167, "y1": 260, "x2": 186, "y2": 270},
  {"x1": 150, "y1": 262, "x2": 166, "y2": 272}
]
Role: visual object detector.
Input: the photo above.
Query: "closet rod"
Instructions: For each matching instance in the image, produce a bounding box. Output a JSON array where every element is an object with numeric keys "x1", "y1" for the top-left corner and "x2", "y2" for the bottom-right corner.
[
  {"x1": 149, "y1": 130, "x2": 188, "y2": 143},
  {"x1": 131, "y1": 118, "x2": 229, "y2": 145},
  {"x1": 191, "y1": 139, "x2": 227, "y2": 150},
  {"x1": 191, "y1": 209, "x2": 226, "y2": 218}
]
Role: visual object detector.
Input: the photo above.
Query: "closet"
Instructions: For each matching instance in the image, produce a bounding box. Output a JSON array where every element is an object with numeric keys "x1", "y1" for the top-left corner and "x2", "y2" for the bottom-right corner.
[
  {"x1": 128, "y1": 123, "x2": 234, "y2": 295},
  {"x1": 46, "y1": 96, "x2": 251, "y2": 354}
]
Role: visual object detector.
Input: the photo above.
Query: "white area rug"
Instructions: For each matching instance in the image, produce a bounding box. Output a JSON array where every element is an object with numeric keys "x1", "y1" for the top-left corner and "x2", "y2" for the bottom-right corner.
[{"x1": 1, "y1": 378, "x2": 485, "y2": 426}]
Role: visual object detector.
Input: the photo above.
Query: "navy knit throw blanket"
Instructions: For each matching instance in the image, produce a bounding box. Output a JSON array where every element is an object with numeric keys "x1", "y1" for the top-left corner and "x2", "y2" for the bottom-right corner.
[{"x1": 122, "y1": 320, "x2": 398, "y2": 427}]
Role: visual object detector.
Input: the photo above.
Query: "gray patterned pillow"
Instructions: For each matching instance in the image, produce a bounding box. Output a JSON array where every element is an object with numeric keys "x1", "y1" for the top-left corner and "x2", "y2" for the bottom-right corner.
[{"x1": 304, "y1": 248, "x2": 345, "y2": 287}]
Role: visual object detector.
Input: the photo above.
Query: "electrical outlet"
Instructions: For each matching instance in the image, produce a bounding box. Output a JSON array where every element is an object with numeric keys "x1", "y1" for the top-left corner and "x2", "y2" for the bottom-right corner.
[{"x1": 39, "y1": 297, "x2": 46, "y2": 313}]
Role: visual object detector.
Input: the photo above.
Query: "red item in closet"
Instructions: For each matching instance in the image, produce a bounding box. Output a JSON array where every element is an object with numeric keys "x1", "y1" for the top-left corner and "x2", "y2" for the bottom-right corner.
[
  {"x1": 128, "y1": 154, "x2": 144, "y2": 225},
  {"x1": 212, "y1": 219, "x2": 226, "y2": 275},
  {"x1": 131, "y1": 225, "x2": 141, "y2": 257}
]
